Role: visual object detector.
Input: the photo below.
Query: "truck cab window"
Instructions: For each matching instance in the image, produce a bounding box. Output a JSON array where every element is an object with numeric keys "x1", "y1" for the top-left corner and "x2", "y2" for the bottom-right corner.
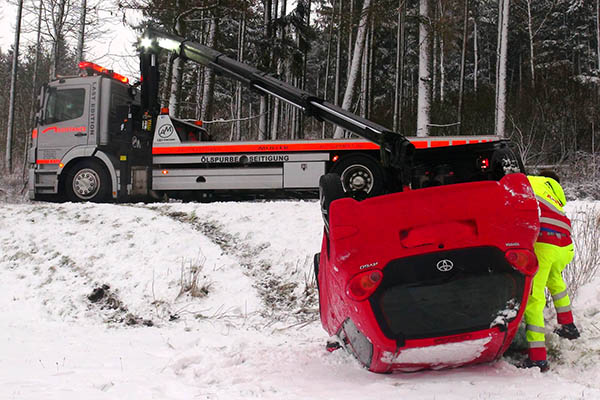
[{"x1": 45, "y1": 88, "x2": 85, "y2": 124}]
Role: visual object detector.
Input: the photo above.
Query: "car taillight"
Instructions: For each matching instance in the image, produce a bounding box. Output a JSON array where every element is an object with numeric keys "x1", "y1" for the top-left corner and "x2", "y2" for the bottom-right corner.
[
  {"x1": 346, "y1": 270, "x2": 383, "y2": 301},
  {"x1": 505, "y1": 249, "x2": 538, "y2": 276}
]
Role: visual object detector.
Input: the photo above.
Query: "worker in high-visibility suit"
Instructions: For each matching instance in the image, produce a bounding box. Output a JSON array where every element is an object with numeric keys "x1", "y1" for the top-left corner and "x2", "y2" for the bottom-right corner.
[{"x1": 522, "y1": 170, "x2": 580, "y2": 372}]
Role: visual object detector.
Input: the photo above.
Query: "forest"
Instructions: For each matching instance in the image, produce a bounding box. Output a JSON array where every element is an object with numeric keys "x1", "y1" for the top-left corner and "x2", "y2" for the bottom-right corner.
[{"x1": 1, "y1": 0, "x2": 599, "y2": 197}]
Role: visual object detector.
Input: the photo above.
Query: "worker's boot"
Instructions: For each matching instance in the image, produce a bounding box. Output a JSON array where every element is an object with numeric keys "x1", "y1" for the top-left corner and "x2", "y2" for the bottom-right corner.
[
  {"x1": 518, "y1": 358, "x2": 550, "y2": 372},
  {"x1": 555, "y1": 323, "x2": 580, "y2": 340}
]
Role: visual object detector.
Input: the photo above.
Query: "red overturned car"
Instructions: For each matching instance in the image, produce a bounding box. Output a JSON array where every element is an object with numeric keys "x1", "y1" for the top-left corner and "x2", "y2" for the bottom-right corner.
[{"x1": 315, "y1": 141, "x2": 540, "y2": 373}]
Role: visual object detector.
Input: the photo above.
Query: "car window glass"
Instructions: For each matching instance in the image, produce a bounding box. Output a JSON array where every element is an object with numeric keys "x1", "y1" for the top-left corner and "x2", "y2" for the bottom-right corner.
[{"x1": 45, "y1": 88, "x2": 85, "y2": 124}]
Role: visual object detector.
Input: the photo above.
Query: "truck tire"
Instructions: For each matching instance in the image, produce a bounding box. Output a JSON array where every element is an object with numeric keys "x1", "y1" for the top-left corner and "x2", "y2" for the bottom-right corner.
[
  {"x1": 65, "y1": 160, "x2": 110, "y2": 202},
  {"x1": 319, "y1": 173, "x2": 345, "y2": 231},
  {"x1": 330, "y1": 154, "x2": 384, "y2": 199}
]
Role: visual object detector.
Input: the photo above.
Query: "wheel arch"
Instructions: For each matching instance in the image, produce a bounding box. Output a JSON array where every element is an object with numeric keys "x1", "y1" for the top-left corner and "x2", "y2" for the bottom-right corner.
[
  {"x1": 58, "y1": 148, "x2": 118, "y2": 199},
  {"x1": 326, "y1": 149, "x2": 381, "y2": 173}
]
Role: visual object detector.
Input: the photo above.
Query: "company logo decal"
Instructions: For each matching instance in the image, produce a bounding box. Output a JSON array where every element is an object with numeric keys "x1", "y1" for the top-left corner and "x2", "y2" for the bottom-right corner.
[
  {"x1": 436, "y1": 259, "x2": 454, "y2": 272},
  {"x1": 41, "y1": 126, "x2": 86, "y2": 134},
  {"x1": 158, "y1": 125, "x2": 174, "y2": 139}
]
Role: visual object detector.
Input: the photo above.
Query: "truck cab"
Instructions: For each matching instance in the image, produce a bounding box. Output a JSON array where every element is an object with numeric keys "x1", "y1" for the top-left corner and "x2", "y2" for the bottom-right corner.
[{"x1": 29, "y1": 64, "x2": 146, "y2": 202}]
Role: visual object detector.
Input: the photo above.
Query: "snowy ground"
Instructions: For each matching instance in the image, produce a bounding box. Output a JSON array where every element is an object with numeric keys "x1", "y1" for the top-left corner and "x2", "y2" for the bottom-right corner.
[{"x1": 1, "y1": 198, "x2": 600, "y2": 399}]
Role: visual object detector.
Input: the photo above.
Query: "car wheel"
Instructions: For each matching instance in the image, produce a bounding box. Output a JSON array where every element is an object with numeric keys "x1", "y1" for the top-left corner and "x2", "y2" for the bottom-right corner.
[{"x1": 319, "y1": 173, "x2": 345, "y2": 231}]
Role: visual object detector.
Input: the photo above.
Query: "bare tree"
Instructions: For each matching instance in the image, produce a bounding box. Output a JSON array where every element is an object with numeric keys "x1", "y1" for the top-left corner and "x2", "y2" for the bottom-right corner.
[
  {"x1": 393, "y1": 0, "x2": 406, "y2": 133},
  {"x1": 333, "y1": 0, "x2": 372, "y2": 138},
  {"x1": 76, "y1": 0, "x2": 86, "y2": 62},
  {"x1": 258, "y1": 0, "x2": 273, "y2": 140},
  {"x1": 597, "y1": 0, "x2": 600, "y2": 70},
  {"x1": 5, "y1": 0, "x2": 24, "y2": 172},
  {"x1": 234, "y1": 12, "x2": 246, "y2": 141},
  {"x1": 457, "y1": 0, "x2": 469, "y2": 133},
  {"x1": 201, "y1": 15, "x2": 218, "y2": 122},
  {"x1": 416, "y1": 0, "x2": 432, "y2": 137},
  {"x1": 495, "y1": 0, "x2": 509, "y2": 138}
]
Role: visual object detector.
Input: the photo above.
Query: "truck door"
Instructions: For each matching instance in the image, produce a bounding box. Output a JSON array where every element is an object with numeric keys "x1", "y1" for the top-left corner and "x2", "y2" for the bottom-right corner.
[{"x1": 36, "y1": 85, "x2": 90, "y2": 164}]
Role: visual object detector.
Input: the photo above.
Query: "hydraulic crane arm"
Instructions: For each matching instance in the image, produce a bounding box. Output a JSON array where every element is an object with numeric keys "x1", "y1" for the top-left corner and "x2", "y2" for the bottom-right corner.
[{"x1": 140, "y1": 29, "x2": 414, "y2": 186}]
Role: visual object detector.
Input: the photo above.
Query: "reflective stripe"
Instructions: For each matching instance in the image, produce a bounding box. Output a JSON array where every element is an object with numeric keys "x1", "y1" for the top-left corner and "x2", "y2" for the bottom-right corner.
[
  {"x1": 540, "y1": 217, "x2": 572, "y2": 233},
  {"x1": 556, "y1": 305, "x2": 572, "y2": 313},
  {"x1": 526, "y1": 324, "x2": 546, "y2": 334},
  {"x1": 552, "y1": 290, "x2": 568, "y2": 301},
  {"x1": 528, "y1": 341, "x2": 546, "y2": 348},
  {"x1": 536, "y1": 195, "x2": 566, "y2": 215}
]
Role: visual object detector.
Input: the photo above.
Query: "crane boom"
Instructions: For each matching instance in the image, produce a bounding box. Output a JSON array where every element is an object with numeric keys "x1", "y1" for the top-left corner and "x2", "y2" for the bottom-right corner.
[{"x1": 141, "y1": 29, "x2": 414, "y2": 188}]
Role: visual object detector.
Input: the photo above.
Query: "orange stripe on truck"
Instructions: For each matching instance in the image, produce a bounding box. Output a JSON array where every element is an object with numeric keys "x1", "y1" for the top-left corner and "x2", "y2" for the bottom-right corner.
[
  {"x1": 36, "y1": 159, "x2": 61, "y2": 164},
  {"x1": 152, "y1": 141, "x2": 381, "y2": 154}
]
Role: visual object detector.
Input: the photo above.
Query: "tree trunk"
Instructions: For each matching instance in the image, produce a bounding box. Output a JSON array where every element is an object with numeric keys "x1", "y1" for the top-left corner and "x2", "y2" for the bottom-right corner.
[
  {"x1": 526, "y1": 0, "x2": 535, "y2": 87},
  {"x1": 334, "y1": 0, "x2": 343, "y2": 106},
  {"x1": 457, "y1": 0, "x2": 468, "y2": 133},
  {"x1": 322, "y1": 0, "x2": 337, "y2": 138},
  {"x1": 360, "y1": 22, "x2": 369, "y2": 118},
  {"x1": 5, "y1": 0, "x2": 24, "y2": 172},
  {"x1": 77, "y1": 0, "x2": 87, "y2": 62},
  {"x1": 495, "y1": 0, "x2": 510, "y2": 138},
  {"x1": 416, "y1": 0, "x2": 432, "y2": 137},
  {"x1": 393, "y1": 0, "x2": 405, "y2": 133},
  {"x1": 597, "y1": 0, "x2": 600, "y2": 70},
  {"x1": 235, "y1": 13, "x2": 246, "y2": 141},
  {"x1": 258, "y1": 0, "x2": 273, "y2": 140},
  {"x1": 439, "y1": 8, "x2": 445, "y2": 103},
  {"x1": 51, "y1": 0, "x2": 67, "y2": 78},
  {"x1": 473, "y1": 15, "x2": 478, "y2": 92},
  {"x1": 23, "y1": 0, "x2": 44, "y2": 179},
  {"x1": 333, "y1": 0, "x2": 372, "y2": 138},
  {"x1": 271, "y1": 0, "x2": 286, "y2": 140},
  {"x1": 201, "y1": 16, "x2": 217, "y2": 122},
  {"x1": 169, "y1": 6, "x2": 186, "y2": 118}
]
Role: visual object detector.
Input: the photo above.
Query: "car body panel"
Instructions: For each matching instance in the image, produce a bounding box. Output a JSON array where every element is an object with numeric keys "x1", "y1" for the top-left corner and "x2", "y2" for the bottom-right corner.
[{"x1": 317, "y1": 173, "x2": 540, "y2": 373}]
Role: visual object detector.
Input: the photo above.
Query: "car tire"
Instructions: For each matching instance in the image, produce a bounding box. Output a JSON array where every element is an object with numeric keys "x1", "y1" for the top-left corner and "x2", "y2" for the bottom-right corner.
[
  {"x1": 65, "y1": 160, "x2": 110, "y2": 202},
  {"x1": 330, "y1": 154, "x2": 384, "y2": 199},
  {"x1": 314, "y1": 252, "x2": 321, "y2": 290},
  {"x1": 319, "y1": 173, "x2": 345, "y2": 231}
]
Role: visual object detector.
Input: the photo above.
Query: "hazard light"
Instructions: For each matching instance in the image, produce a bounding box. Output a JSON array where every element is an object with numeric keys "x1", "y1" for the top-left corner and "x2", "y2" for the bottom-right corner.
[{"x1": 78, "y1": 61, "x2": 129, "y2": 84}]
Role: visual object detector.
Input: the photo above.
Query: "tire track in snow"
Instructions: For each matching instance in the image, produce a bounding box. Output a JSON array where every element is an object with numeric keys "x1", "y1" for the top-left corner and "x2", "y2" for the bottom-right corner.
[{"x1": 143, "y1": 204, "x2": 319, "y2": 323}]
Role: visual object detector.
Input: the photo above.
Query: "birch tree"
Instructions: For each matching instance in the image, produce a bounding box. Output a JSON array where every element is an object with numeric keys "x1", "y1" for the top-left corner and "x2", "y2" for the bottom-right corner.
[
  {"x1": 495, "y1": 0, "x2": 509, "y2": 138},
  {"x1": 333, "y1": 0, "x2": 371, "y2": 138},
  {"x1": 258, "y1": 0, "x2": 273, "y2": 140},
  {"x1": 457, "y1": 0, "x2": 469, "y2": 133},
  {"x1": 416, "y1": 0, "x2": 432, "y2": 137},
  {"x1": 393, "y1": 0, "x2": 405, "y2": 132}
]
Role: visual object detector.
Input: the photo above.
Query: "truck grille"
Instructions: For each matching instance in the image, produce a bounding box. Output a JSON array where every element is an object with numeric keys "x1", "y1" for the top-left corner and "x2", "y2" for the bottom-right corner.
[{"x1": 370, "y1": 246, "x2": 525, "y2": 341}]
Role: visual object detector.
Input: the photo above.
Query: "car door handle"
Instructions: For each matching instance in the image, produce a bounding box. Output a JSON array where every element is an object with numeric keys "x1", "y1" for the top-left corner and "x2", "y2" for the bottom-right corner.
[{"x1": 74, "y1": 132, "x2": 87, "y2": 137}]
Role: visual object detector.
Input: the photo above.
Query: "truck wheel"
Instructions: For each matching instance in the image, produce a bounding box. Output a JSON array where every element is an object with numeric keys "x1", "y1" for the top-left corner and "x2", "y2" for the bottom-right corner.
[
  {"x1": 330, "y1": 154, "x2": 384, "y2": 199},
  {"x1": 65, "y1": 161, "x2": 110, "y2": 202},
  {"x1": 319, "y1": 173, "x2": 345, "y2": 230}
]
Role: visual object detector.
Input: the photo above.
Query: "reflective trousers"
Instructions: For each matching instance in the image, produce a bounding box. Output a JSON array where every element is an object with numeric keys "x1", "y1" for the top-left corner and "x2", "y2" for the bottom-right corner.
[{"x1": 524, "y1": 242, "x2": 575, "y2": 361}]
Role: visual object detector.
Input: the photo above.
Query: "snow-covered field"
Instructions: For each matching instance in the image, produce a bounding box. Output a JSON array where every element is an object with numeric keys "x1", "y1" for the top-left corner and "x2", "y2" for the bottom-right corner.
[{"x1": 1, "y1": 198, "x2": 600, "y2": 399}]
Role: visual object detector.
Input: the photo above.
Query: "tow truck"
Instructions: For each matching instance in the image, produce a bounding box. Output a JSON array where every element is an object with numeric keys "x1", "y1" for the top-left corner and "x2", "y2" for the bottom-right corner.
[
  {"x1": 28, "y1": 29, "x2": 541, "y2": 372},
  {"x1": 29, "y1": 29, "x2": 497, "y2": 202}
]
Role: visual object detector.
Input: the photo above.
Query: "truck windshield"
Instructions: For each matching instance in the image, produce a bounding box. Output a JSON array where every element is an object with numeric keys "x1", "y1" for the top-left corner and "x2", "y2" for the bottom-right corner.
[{"x1": 45, "y1": 88, "x2": 85, "y2": 124}]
